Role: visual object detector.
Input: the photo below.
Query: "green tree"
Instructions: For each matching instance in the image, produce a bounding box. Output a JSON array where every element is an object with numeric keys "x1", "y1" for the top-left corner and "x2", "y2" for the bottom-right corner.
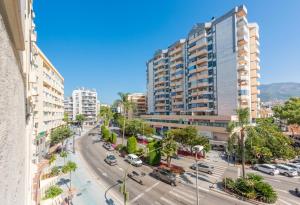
[
  {"x1": 147, "y1": 141, "x2": 161, "y2": 165},
  {"x1": 62, "y1": 161, "x2": 77, "y2": 191},
  {"x1": 63, "y1": 112, "x2": 69, "y2": 124},
  {"x1": 273, "y1": 97, "x2": 300, "y2": 137},
  {"x1": 99, "y1": 106, "x2": 113, "y2": 127},
  {"x1": 49, "y1": 154, "x2": 56, "y2": 166},
  {"x1": 50, "y1": 166, "x2": 60, "y2": 177},
  {"x1": 75, "y1": 114, "x2": 85, "y2": 129},
  {"x1": 111, "y1": 132, "x2": 117, "y2": 144},
  {"x1": 227, "y1": 108, "x2": 251, "y2": 178},
  {"x1": 161, "y1": 135, "x2": 178, "y2": 167},
  {"x1": 50, "y1": 126, "x2": 72, "y2": 147},
  {"x1": 60, "y1": 151, "x2": 68, "y2": 165},
  {"x1": 43, "y1": 186, "x2": 63, "y2": 200},
  {"x1": 102, "y1": 126, "x2": 111, "y2": 141},
  {"x1": 127, "y1": 136, "x2": 137, "y2": 154},
  {"x1": 115, "y1": 92, "x2": 135, "y2": 145}
]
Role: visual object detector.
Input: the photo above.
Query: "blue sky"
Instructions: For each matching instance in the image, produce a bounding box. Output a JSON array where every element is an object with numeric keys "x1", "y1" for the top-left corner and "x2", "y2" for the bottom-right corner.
[{"x1": 34, "y1": 0, "x2": 300, "y2": 104}]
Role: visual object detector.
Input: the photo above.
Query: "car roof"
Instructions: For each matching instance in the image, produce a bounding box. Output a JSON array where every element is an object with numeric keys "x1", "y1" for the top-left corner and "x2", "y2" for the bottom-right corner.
[
  {"x1": 128, "y1": 154, "x2": 139, "y2": 158},
  {"x1": 262, "y1": 164, "x2": 276, "y2": 168}
]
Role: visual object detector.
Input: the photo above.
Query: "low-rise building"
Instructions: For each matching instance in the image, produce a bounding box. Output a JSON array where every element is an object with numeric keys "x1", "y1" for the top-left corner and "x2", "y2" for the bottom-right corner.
[{"x1": 128, "y1": 93, "x2": 147, "y2": 118}]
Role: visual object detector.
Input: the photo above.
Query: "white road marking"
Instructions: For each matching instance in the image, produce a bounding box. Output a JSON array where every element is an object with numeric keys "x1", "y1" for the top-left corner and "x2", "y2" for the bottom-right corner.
[
  {"x1": 160, "y1": 197, "x2": 174, "y2": 205},
  {"x1": 145, "y1": 182, "x2": 160, "y2": 192},
  {"x1": 279, "y1": 199, "x2": 292, "y2": 205},
  {"x1": 267, "y1": 178, "x2": 281, "y2": 182},
  {"x1": 172, "y1": 188, "x2": 197, "y2": 200},
  {"x1": 276, "y1": 189, "x2": 289, "y2": 194},
  {"x1": 281, "y1": 197, "x2": 300, "y2": 205},
  {"x1": 169, "y1": 190, "x2": 195, "y2": 204},
  {"x1": 102, "y1": 172, "x2": 107, "y2": 177},
  {"x1": 118, "y1": 167, "x2": 123, "y2": 171},
  {"x1": 198, "y1": 186, "x2": 209, "y2": 192},
  {"x1": 130, "y1": 192, "x2": 144, "y2": 203}
]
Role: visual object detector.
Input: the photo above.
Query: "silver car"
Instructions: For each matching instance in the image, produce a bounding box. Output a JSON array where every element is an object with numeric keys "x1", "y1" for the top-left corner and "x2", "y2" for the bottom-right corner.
[
  {"x1": 276, "y1": 164, "x2": 298, "y2": 177},
  {"x1": 190, "y1": 163, "x2": 214, "y2": 174},
  {"x1": 253, "y1": 164, "x2": 279, "y2": 175},
  {"x1": 285, "y1": 163, "x2": 300, "y2": 175}
]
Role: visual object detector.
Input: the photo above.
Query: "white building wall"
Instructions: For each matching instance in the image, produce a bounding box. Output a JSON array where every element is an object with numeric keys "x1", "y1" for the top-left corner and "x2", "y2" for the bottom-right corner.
[
  {"x1": 215, "y1": 16, "x2": 238, "y2": 116},
  {"x1": 147, "y1": 60, "x2": 154, "y2": 114}
]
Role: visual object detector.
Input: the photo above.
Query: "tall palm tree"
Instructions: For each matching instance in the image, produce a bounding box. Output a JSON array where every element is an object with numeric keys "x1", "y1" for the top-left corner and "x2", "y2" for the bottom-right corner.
[
  {"x1": 115, "y1": 92, "x2": 135, "y2": 145},
  {"x1": 99, "y1": 106, "x2": 113, "y2": 127},
  {"x1": 227, "y1": 108, "x2": 251, "y2": 178}
]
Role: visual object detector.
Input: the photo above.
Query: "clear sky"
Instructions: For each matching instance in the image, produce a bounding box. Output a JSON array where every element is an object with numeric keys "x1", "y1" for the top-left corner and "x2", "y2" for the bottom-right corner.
[{"x1": 34, "y1": 0, "x2": 300, "y2": 104}]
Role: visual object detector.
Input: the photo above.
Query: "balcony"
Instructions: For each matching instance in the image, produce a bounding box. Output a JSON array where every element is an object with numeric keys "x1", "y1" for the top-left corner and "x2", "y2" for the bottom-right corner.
[
  {"x1": 171, "y1": 74, "x2": 184, "y2": 81},
  {"x1": 189, "y1": 65, "x2": 208, "y2": 75},
  {"x1": 196, "y1": 57, "x2": 208, "y2": 65},
  {"x1": 172, "y1": 94, "x2": 183, "y2": 99},
  {"x1": 237, "y1": 35, "x2": 248, "y2": 46},
  {"x1": 189, "y1": 40, "x2": 207, "y2": 53},
  {"x1": 238, "y1": 55, "x2": 249, "y2": 65},
  {"x1": 238, "y1": 64, "x2": 248, "y2": 72}
]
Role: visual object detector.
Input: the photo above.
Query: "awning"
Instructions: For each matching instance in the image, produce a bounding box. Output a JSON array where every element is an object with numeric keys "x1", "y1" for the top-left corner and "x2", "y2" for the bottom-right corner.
[{"x1": 36, "y1": 131, "x2": 46, "y2": 141}]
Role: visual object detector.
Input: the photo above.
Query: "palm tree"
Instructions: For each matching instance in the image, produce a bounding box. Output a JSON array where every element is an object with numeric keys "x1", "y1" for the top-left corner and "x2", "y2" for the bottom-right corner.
[
  {"x1": 60, "y1": 151, "x2": 68, "y2": 165},
  {"x1": 62, "y1": 161, "x2": 77, "y2": 191},
  {"x1": 99, "y1": 106, "x2": 113, "y2": 127},
  {"x1": 227, "y1": 108, "x2": 251, "y2": 178},
  {"x1": 115, "y1": 92, "x2": 135, "y2": 145}
]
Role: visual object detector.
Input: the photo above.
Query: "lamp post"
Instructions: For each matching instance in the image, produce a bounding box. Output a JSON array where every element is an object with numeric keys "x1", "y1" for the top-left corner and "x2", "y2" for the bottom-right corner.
[{"x1": 193, "y1": 145, "x2": 204, "y2": 205}]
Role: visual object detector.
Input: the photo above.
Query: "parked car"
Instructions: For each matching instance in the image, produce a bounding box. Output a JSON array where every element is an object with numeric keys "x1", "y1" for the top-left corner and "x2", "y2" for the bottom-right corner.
[
  {"x1": 295, "y1": 188, "x2": 300, "y2": 197},
  {"x1": 125, "y1": 154, "x2": 143, "y2": 167},
  {"x1": 104, "y1": 154, "x2": 117, "y2": 165},
  {"x1": 103, "y1": 142, "x2": 114, "y2": 151},
  {"x1": 127, "y1": 171, "x2": 145, "y2": 185},
  {"x1": 253, "y1": 164, "x2": 279, "y2": 175},
  {"x1": 276, "y1": 164, "x2": 298, "y2": 177},
  {"x1": 190, "y1": 163, "x2": 214, "y2": 174},
  {"x1": 292, "y1": 158, "x2": 300, "y2": 163},
  {"x1": 151, "y1": 168, "x2": 177, "y2": 186},
  {"x1": 284, "y1": 163, "x2": 300, "y2": 175}
]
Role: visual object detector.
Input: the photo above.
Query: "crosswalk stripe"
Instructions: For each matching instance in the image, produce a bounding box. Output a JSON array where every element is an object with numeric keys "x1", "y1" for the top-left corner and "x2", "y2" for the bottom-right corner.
[
  {"x1": 172, "y1": 188, "x2": 197, "y2": 200},
  {"x1": 160, "y1": 197, "x2": 174, "y2": 205},
  {"x1": 169, "y1": 190, "x2": 195, "y2": 204},
  {"x1": 279, "y1": 199, "x2": 292, "y2": 205}
]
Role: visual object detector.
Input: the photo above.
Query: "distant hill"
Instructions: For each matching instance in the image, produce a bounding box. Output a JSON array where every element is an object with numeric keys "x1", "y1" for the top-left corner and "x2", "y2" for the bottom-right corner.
[{"x1": 260, "y1": 82, "x2": 300, "y2": 102}]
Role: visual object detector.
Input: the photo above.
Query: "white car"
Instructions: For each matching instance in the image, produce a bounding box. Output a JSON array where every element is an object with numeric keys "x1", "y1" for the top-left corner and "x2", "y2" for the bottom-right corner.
[
  {"x1": 285, "y1": 163, "x2": 300, "y2": 175},
  {"x1": 253, "y1": 164, "x2": 279, "y2": 175},
  {"x1": 276, "y1": 164, "x2": 298, "y2": 177},
  {"x1": 125, "y1": 154, "x2": 143, "y2": 167}
]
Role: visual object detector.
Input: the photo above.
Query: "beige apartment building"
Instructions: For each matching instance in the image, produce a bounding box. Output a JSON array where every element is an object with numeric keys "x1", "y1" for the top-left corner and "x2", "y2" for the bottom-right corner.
[
  {"x1": 31, "y1": 44, "x2": 65, "y2": 161},
  {"x1": 145, "y1": 5, "x2": 261, "y2": 142},
  {"x1": 127, "y1": 93, "x2": 147, "y2": 118}
]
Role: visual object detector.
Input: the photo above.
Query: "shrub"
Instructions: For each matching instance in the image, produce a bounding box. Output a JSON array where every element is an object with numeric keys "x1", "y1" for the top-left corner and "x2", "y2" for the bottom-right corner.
[
  {"x1": 135, "y1": 148, "x2": 145, "y2": 157},
  {"x1": 43, "y1": 186, "x2": 63, "y2": 199},
  {"x1": 147, "y1": 141, "x2": 161, "y2": 165},
  {"x1": 111, "y1": 132, "x2": 117, "y2": 144},
  {"x1": 127, "y1": 136, "x2": 137, "y2": 154},
  {"x1": 50, "y1": 166, "x2": 60, "y2": 177},
  {"x1": 255, "y1": 181, "x2": 277, "y2": 204},
  {"x1": 222, "y1": 175, "x2": 277, "y2": 204},
  {"x1": 115, "y1": 144, "x2": 124, "y2": 151},
  {"x1": 102, "y1": 128, "x2": 110, "y2": 141}
]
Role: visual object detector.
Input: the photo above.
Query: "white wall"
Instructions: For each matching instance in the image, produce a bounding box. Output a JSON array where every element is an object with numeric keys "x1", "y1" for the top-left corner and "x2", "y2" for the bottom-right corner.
[
  {"x1": 147, "y1": 60, "x2": 154, "y2": 113},
  {"x1": 215, "y1": 16, "x2": 238, "y2": 116},
  {"x1": 0, "y1": 13, "x2": 27, "y2": 205}
]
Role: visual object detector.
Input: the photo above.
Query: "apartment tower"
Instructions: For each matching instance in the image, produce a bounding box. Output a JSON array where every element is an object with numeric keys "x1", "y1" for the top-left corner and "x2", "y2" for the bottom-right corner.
[
  {"x1": 127, "y1": 93, "x2": 147, "y2": 118},
  {"x1": 146, "y1": 5, "x2": 260, "y2": 121},
  {"x1": 72, "y1": 88, "x2": 98, "y2": 125}
]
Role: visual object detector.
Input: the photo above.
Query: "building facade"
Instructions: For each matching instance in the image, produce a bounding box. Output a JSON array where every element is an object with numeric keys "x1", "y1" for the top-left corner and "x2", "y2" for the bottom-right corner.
[
  {"x1": 72, "y1": 88, "x2": 98, "y2": 125},
  {"x1": 147, "y1": 5, "x2": 260, "y2": 120},
  {"x1": 0, "y1": 0, "x2": 37, "y2": 204},
  {"x1": 127, "y1": 93, "x2": 147, "y2": 118},
  {"x1": 31, "y1": 43, "x2": 65, "y2": 161},
  {"x1": 64, "y1": 96, "x2": 73, "y2": 121},
  {"x1": 145, "y1": 5, "x2": 261, "y2": 141}
]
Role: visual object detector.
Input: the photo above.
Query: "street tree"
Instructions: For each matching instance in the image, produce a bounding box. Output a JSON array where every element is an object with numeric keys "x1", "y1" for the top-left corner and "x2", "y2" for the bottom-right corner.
[
  {"x1": 147, "y1": 140, "x2": 161, "y2": 165},
  {"x1": 50, "y1": 126, "x2": 72, "y2": 148},
  {"x1": 273, "y1": 97, "x2": 300, "y2": 137},
  {"x1": 62, "y1": 161, "x2": 77, "y2": 191},
  {"x1": 49, "y1": 154, "x2": 56, "y2": 166},
  {"x1": 115, "y1": 92, "x2": 135, "y2": 145},
  {"x1": 63, "y1": 112, "x2": 69, "y2": 124},
  {"x1": 227, "y1": 108, "x2": 251, "y2": 178},
  {"x1": 127, "y1": 136, "x2": 137, "y2": 154},
  {"x1": 99, "y1": 106, "x2": 113, "y2": 127},
  {"x1": 75, "y1": 114, "x2": 85, "y2": 129},
  {"x1": 60, "y1": 151, "x2": 68, "y2": 165},
  {"x1": 111, "y1": 132, "x2": 117, "y2": 144},
  {"x1": 161, "y1": 134, "x2": 178, "y2": 167}
]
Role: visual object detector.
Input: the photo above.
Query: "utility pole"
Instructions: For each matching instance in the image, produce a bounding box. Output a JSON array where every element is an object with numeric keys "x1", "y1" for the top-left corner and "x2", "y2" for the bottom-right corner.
[{"x1": 196, "y1": 151, "x2": 199, "y2": 205}]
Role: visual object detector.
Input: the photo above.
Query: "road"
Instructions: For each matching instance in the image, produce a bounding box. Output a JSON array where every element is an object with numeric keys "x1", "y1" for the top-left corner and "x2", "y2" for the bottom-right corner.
[{"x1": 77, "y1": 127, "x2": 252, "y2": 205}]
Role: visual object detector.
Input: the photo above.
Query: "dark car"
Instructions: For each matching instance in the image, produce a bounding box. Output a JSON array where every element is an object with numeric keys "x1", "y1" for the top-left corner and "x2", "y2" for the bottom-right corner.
[
  {"x1": 127, "y1": 171, "x2": 145, "y2": 185},
  {"x1": 151, "y1": 168, "x2": 177, "y2": 186},
  {"x1": 104, "y1": 154, "x2": 117, "y2": 165},
  {"x1": 295, "y1": 188, "x2": 300, "y2": 197}
]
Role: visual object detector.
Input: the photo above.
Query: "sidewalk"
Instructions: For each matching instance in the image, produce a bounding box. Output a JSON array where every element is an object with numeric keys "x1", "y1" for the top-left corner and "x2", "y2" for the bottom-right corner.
[{"x1": 55, "y1": 126, "x2": 120, "y2": 205}]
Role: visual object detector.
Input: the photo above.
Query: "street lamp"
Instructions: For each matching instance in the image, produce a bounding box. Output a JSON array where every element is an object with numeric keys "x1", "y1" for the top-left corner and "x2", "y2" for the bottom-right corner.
[{"x1": 193, "y1": 145, "x2": 204, "y2": 205}]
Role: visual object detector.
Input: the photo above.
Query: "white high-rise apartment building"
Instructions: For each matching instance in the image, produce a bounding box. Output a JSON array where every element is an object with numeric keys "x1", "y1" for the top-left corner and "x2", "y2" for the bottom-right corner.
[
  {"x1": 147, "y1": 5, "x2": 260, "y2": 120},
  {"x1": 64, "y1": 96, "x2": 73, "y2": 121},
  {"x1": 31, "y1": 43, "x2": 65, "y2": 161},
  {"x1": 72, "y1": 88, "x2": 98, "y2": 125}
]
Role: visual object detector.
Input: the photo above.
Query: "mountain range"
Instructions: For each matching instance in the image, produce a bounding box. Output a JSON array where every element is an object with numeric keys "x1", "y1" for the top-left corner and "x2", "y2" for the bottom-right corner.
[{"x1": 260, "y1": 82, "x2": 300, "y2": 102}]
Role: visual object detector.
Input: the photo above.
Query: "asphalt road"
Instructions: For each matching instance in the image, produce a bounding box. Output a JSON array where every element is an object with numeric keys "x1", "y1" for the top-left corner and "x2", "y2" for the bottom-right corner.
[{"x1": 77, "y1": 127, "x2": 252, "y2": 205}]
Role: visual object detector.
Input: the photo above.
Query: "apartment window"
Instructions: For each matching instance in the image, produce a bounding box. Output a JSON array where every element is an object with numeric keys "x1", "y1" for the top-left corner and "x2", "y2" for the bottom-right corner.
[
  {"x1": 238, "y1": 89, "x2": 249, "y2": 96},
  {"x1": 208, "y1": 44, "x2": 213, "y2": 51}
]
